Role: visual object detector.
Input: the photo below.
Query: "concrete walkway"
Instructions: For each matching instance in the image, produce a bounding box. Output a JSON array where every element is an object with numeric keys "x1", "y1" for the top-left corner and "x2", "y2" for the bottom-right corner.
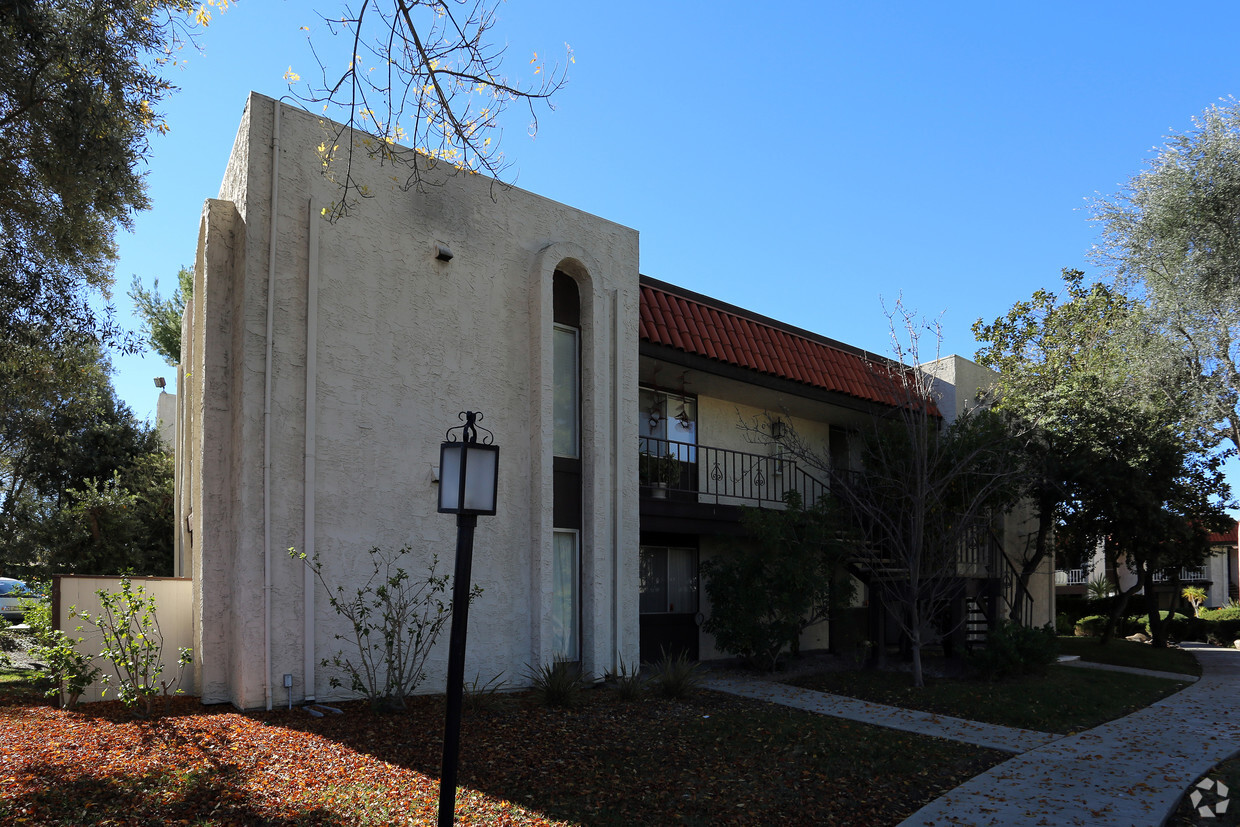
[
  {"x1": 702, "y1": 644, "x2": 1240, "y2": 826},
  {"x1": 699, "y1": 673, "x2": 1060, "y2": 754}
]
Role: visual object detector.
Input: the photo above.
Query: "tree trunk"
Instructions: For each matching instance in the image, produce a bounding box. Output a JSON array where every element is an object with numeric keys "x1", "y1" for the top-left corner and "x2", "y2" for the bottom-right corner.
[
  {"x1": 1100, "y1": 580, "x2": 1141, "y2": 644},
  {"x1": 910, "y1": 628, "x2": 925, "y2": 688},
  {"x1": 1146, "y1": 569, "x2": 1180, "y2": 648},
  {"x1": 1016, "y1": 493, "x2": 1056, "y2": 619}
]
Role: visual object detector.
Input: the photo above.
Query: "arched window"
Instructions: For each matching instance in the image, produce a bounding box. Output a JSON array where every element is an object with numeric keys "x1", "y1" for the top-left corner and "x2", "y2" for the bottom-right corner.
[{"x1": 552, "y1": 271, "x2": 581, "y2": 660}]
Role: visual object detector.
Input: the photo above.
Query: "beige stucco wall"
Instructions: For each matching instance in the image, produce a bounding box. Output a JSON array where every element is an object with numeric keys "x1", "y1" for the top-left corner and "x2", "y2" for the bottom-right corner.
[
  {"x1": 180, "y1": 92, "x2": 640, "y2": 709},
  {"x1": 54, "y1": 576, "x2": 194, "y2": 704}
]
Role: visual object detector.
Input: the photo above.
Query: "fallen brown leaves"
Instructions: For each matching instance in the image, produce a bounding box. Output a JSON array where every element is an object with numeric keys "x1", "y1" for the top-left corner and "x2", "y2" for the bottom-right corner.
[{"x1": 0, "y1": 686, "x2": 1003, "y2": 825}]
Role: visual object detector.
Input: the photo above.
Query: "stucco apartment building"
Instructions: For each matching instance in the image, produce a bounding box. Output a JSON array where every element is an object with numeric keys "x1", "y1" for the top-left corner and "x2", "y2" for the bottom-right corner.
[{"x1": 177, "y1": 93, "x2": 1052, "y2": 709}]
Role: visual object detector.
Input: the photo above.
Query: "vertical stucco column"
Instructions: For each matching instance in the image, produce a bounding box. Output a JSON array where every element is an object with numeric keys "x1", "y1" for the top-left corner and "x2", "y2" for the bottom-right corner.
[{"x1": 190, "y1": 198, "x2": 245, "y2": 704}]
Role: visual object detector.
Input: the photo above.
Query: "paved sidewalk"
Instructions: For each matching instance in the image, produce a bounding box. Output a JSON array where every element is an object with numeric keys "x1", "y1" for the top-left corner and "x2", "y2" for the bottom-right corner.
[
  {"x1": 899, "y1": 644, "x2": 1240, "y2": 826},
  {"x1": 703, "y1": 645, "x2": 1238, "y2": 826}
]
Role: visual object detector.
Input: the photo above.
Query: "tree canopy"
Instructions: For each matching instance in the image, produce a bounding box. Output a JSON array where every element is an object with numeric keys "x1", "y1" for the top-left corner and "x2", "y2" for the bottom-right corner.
[
  {"x1": 129, "y1": 266, "x2": 193, "y2": 365},
  {"x1": 1092, "y1": 98, "x2": 1240, "y2": 455},
  {"x1": 0, "y1": 336, "x2": 172, "y2": 578},
  {"x1": 0, "y1": 0, "x2": 222, "y2": 353},
  {"x1": 974, "y1": 269, "x2": 1231, "y2": 646}
]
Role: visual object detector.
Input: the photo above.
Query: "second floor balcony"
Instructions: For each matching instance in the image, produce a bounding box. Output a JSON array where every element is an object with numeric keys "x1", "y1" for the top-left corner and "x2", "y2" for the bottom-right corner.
[{"x1": 638, "y1": 436, "x2": 828, "y2": 511}]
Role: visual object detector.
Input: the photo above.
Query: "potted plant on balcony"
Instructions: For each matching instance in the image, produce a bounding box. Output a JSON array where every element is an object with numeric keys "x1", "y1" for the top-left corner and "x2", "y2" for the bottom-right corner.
[{"x1": 640, "y1": 451, "x2": 679, "y2": 498}]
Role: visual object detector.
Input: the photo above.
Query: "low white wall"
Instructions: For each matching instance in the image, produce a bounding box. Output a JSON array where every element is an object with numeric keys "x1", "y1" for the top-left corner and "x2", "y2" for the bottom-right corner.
[{"x1": 54, "y1": 576, "x2": 195, "y2": 704}]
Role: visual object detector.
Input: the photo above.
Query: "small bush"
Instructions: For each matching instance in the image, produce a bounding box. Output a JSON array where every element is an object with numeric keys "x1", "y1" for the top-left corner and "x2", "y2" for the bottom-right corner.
[
  {"x1": 292, "y1": 547, "x2": 473, "y2": 712},
  {"x1": 1055, "y1": 612, "x2": 1075, "y2": 635},
  {"x1": 1134, "y1": 611, "x2": 1192, "y2": 642},
  {"x1": 647, "y1": 648, "x2": 702, "y2": 699},
  {"x1": 528, "y1": 658, "x2": 588, "y2": 708},
  {"x1": 1075, "y1": 613, "x2": 1147, "y2": 638},
  {"x1": 605, "y1": 655, "x2": 645, "y2": 701},
  {"x1": 969, "y1": 621, "x2": 1058, "y2": 681},
  {"x1": 1074, "y1": 615, "x2": 1107, "y2": 637},
  {"x1": 463, "y1": 672, "x2": 507, "y2": 714},
  {"x1": 1203, "y1": 606, "x2": 1240, "y2": 621},
  {"x1": 78, "y1": 577, "x2": 191, "y2": 717},
  {"x1": 0, "y1": 618, "x2": 17, "y2": 654}
]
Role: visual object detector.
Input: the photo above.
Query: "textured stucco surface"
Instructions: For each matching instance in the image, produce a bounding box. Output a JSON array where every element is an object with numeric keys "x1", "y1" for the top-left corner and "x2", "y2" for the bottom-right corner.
[{"x1": 182, "y1": 93, "x2": 640, "y2": 709}]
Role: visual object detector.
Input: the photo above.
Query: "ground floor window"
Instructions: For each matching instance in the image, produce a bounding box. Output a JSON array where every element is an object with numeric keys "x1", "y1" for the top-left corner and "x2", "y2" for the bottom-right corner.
[{"x1": 552, "y1": 530, "x2": 580, "y2": 660}]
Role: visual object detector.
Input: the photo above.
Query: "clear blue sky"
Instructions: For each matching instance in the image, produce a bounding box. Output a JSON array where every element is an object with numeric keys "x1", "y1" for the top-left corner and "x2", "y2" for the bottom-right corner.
[{"x1": 110, "y1": 1, "x2": 1240, "y2": 506}]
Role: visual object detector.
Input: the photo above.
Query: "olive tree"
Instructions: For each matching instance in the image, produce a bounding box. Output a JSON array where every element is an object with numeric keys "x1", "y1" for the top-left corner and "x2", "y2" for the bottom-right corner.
[{"x1": 1092, "y1": 98, "x2": 1240, "y2": 455}]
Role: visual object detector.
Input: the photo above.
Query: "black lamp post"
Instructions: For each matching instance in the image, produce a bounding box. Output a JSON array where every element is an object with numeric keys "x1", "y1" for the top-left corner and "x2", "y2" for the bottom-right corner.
[{"x1": 436, "y1": 411, "x2": 498, "y2": 827}]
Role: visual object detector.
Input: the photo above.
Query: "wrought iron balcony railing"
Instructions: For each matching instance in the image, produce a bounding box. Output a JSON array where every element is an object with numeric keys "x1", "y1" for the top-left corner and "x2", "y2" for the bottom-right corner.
[{"x1": 638, "y1": 436, "x2": 827, "y2": 509}]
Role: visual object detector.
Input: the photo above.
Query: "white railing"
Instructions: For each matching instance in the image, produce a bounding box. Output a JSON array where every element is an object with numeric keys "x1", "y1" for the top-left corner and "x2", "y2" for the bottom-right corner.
[
  {"x1": 1151, "y1": 566, "x2": 1209, "y2": 583},
  {"x1": 1054, "y1": 569, "x2": 1089, "y2": 586}
]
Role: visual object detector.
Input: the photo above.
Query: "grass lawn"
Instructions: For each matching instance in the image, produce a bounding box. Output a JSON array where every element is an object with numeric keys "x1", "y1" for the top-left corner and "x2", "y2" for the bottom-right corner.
[
  {"x1": 1057, "y1": 636, "x2": 1202, "y2": 676},
  {"x1": 787, "y1": 663, "x2": 1191, "y2": 734},
  {"x1": 0, "y1": 675, "x2": 1004, "y2": 826}
]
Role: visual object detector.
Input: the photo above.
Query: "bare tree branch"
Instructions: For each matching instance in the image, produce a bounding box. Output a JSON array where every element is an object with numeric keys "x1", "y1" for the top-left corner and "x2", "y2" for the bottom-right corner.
[{"x1": 290, "y1": 0, "x2": 570, "y2": 220}]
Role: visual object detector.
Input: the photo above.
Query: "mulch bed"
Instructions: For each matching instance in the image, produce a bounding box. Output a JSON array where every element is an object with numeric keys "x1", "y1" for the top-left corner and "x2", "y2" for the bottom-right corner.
[{"x1": 0, "y1": 682, "x2": 1003, "y2": 826}]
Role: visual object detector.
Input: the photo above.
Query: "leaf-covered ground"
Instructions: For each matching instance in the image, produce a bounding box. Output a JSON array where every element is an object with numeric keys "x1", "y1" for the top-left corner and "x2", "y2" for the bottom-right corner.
[{"x1": 0, "y1": 684, "x2": 1005, "y2": 826}]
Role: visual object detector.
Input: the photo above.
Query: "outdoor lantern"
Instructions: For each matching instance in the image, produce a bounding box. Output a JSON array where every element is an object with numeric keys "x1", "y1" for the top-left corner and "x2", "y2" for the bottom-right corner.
[
  {"x1": 437, "y1": 424, "x2": 498, "y2": 515},
  {"x1": 437, "y1": 410, "x2": 497, "y2": 827}
]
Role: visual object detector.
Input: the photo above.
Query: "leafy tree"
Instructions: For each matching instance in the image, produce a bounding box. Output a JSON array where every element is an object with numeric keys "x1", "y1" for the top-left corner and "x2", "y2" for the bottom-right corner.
[
  {"x1": 973, "y1": 270, "x2": 1158, "y2": 598},
  {"x1": 0, "y1": 0, "x2": 224, "y2": 353},
  {"x1": 129, "y1": 266, "x2": 193, "y2": 364},
  {"x1": 0, "y1": 336, "x2": 172, "y2": 578},
  {"x1": 1092, "y1": 98, "x2": 1240, "y2": 455},
  {"x1": 701, "y1": 493, "x2": 855, "y2": 672},
  {"x1": 1061, "y1": 398, "x2": 1228, "y2": 645},
  {"x1": 975, "y1": 270, "x2": 1232, "y2": 646},
  {"x1": 290, "y1": 0, "x2": 570, "y2": 219}
]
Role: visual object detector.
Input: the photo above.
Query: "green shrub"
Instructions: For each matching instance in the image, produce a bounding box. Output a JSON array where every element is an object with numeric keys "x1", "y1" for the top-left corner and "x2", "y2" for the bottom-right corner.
[
  {"x1": 463, "y1": 672, "x2": 507, "y2": 714},
  {"x1": 1184, "y1": 607, "x2": 1240, "y2": 645},
  {"x1": 647, "y1": 648, "x2": 702, "y2": 700},
  {"x1": 701, "y1": 494, "x2": 854, "y2": 672},
  {"x1": 1055, "y1": 612, "x2": 1075, "y2": 635},
  {"x1": 291, "y1": 547, "x2": 472, "y2": 711},
  {"x1": 78, "y1": 577, "x2": 190, "y2": 717},
  {"x1": 605, "y1": 655, "x2": 645, "y2": 701},
  {"x1": 1135, "y1": 611, "x2": 1192, "y2": 642},
  {"x1": 1200, "y1": 606, "x2": 1240, "y2": 623},
  {"x1": 1074, "y1": 615, "x2": 1107, "y2": 637},
  {"x1": 969, "y1": 621, "x2": 1058, "y2": 680},
  {"x1": 528, "y1": 658, "x2": 588, "y2": 708}
]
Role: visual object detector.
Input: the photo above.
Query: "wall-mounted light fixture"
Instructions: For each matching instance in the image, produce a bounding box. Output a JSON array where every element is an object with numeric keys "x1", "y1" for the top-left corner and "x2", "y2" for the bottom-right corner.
[
  {"x1": 435, "y1": 244, "x2": 454, "y2": 263},
  {"x1": 770, "y1": 419, "x2": 785, "y2": 441},
  {"x1": 154, "y1": 377, "x2": 166, "y2": 389}
]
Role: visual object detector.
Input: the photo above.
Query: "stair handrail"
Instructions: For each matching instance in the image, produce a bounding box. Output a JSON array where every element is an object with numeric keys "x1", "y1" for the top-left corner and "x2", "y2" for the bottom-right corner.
[{"x1": 983, "y1": 526, "x2": 1035, "y2": 625}]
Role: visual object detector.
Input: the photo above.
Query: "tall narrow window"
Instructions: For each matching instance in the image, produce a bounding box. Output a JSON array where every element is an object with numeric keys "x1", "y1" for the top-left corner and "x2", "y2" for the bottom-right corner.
[
  {"x1": 553, "y1": 324, "x2": 580, "y2": 458},
  {"x1": 552, "y1": 529, "x2": 580, "y2": 660},
  {"x1": 552, "y1": 271, "x2": 582, "y2": 662}
]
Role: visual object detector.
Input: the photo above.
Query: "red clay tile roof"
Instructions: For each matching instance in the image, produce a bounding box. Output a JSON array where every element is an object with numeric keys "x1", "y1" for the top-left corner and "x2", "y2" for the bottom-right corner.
[
  {"x1": 1210, "y1": 522, "x2": 1238, "y2": 545},
  {"x1": 639, "y1": 279, "x2": 923, "y2": 411}
]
